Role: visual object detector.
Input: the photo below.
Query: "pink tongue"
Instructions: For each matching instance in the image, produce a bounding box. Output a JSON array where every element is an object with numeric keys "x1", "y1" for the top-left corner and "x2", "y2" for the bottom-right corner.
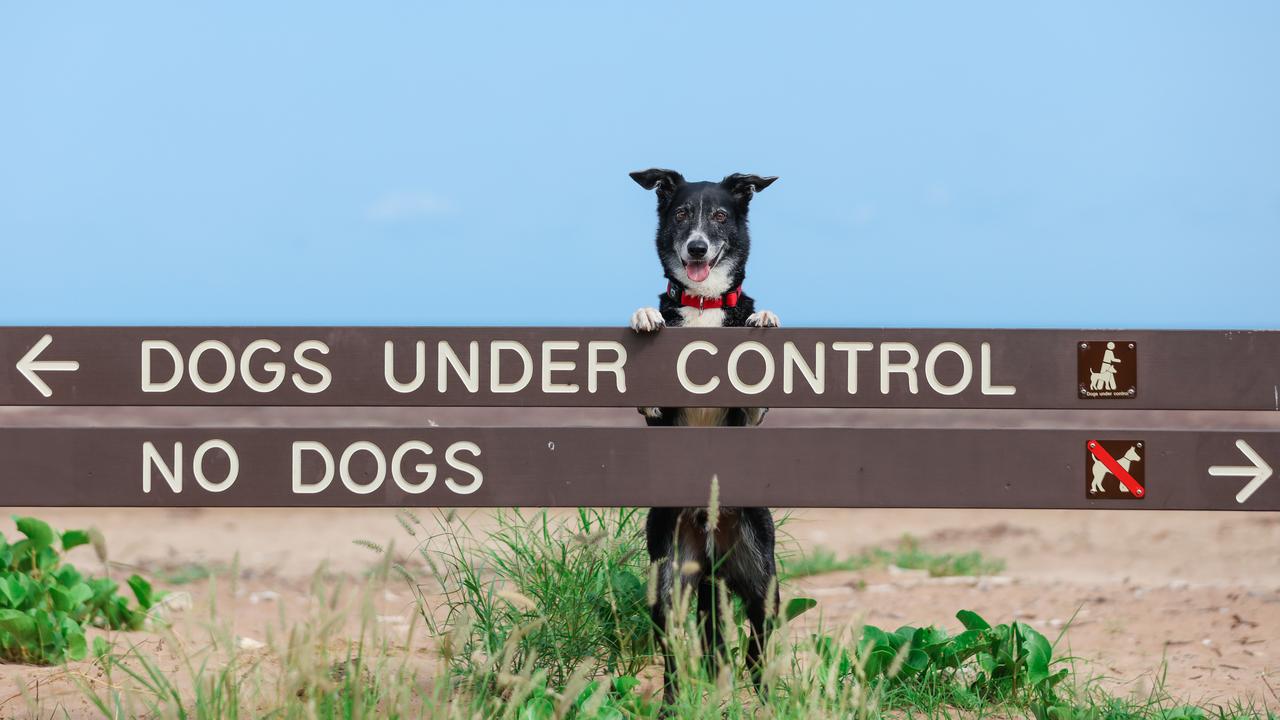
[{"x1": 685, "y1": 262, "x2": 711, "y2": 282}]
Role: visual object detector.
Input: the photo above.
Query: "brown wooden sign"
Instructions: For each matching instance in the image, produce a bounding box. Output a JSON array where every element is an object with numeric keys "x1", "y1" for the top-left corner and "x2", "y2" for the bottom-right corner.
[
  {"x1": 0, "y1": 427, "x2": 1274, "y2": 510},
  {"x1": 2, "y1": 328, "x2": 1278, "y2": 409}
]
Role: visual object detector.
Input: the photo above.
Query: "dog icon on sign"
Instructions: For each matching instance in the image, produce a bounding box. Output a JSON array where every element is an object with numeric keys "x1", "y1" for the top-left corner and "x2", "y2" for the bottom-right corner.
[{"x1": 1085, "y1": 440, "x2": 1145, "y2": 499}]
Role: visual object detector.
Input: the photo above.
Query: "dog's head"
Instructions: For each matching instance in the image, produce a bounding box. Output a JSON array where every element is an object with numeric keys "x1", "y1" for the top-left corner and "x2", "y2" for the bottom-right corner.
[{"x1": 630, "y1": 169, "x2": 777, "y2": 297}]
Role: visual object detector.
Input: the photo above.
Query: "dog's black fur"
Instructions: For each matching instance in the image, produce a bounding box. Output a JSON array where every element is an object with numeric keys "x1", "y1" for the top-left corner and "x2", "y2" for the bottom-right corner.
[{"x1": 628, "y1": 168, "x2": 780, "y2": 702}]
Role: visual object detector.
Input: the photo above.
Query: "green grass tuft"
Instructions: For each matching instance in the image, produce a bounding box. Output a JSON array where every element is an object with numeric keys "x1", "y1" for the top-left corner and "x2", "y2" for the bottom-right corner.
[
  {"x1": 780, "y1": 534, "x2": 1005, "y2": 581},
  {"x1": 779, "y1": 546, "x2": 862, "y2": 580}
]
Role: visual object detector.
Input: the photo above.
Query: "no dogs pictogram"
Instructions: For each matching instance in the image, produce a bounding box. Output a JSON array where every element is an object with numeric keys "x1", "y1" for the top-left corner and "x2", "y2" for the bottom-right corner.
[{"x1": 1086, "y1": 440, "x2": 1145, "y2": 499}]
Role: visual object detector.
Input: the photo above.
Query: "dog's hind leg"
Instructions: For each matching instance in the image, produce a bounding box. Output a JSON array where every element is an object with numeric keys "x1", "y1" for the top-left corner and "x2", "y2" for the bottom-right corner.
[
  {"x1": 697, "y1": 578, "x2": 725, "y2": 678},
  {"x1": 721, "y1": 507, "x2": 779, "y2": 692},
  {"x1": 743, "y1": 579, "x2": 780, "y2": 691},
  {"x1": 645, "y1": 509, "x2": 678, "y2": 702},
  {"x1": 651, "y1": 565, "x2": 681, "y2": 704}
]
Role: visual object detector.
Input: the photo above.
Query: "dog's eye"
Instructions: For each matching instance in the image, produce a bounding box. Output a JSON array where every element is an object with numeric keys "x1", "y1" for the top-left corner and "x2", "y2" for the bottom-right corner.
[
  {"x1": 675, "y1": 209, "x2": 688, "y2": 222},
  {"x1": 712, "y1": 210, "x2": 728, "y2": 223}
]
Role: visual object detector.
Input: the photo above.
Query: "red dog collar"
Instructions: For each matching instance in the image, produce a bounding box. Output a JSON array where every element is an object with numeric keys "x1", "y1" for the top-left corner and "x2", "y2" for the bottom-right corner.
[{"x1": 666, "y1": 282, "x2": 742, "y2": 310}]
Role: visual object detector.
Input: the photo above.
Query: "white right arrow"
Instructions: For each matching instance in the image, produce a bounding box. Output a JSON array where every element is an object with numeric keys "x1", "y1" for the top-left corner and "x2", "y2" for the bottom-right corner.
[
  {"x1": 1209, "y1": 439, "x2": 1273, "y2": 504},
  {"x1": 16, "y1": 334, "x2": 81, "y2": 398}
]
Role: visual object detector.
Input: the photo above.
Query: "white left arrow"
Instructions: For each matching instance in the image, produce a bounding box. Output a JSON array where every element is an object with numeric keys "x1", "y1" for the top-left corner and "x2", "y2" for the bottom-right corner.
[
  {"x1": 1209, "y1": 439, "x2": 1273, "y2": 504},
  {"x1": 16, "y1": 334, "x2": 80, "y2": 398}
]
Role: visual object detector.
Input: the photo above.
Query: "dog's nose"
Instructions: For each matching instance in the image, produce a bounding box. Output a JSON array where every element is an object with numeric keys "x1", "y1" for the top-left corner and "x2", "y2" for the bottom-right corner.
[{"x1": 686, "y1": 239, "x2": 709, "y2": 259}]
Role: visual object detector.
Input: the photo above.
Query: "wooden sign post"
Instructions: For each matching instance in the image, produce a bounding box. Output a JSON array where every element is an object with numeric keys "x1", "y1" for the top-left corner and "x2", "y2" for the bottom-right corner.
[{"x1": 1, "y1": 327, "x2": 1276, "y2": 509}]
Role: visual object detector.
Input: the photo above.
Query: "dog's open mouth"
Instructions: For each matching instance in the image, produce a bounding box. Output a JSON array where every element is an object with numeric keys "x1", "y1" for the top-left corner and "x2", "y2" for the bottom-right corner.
[
  {"x1": 684, "y1": 261, "x2": 712, "y2": 282},
  {"x1": 683, "y1": 250, "x2": 723, "y2": 283}
]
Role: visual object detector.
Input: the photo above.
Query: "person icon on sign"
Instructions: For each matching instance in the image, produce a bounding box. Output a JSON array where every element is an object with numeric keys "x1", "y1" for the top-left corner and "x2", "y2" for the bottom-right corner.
[{"x1": 1095, "y1": 341, "x2": 1121, "y2": 391}]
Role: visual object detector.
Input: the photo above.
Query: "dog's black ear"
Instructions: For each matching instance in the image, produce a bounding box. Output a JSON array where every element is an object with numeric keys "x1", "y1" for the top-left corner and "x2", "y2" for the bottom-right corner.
[
  {"x1": 629, "y1": 168, "x2": 685, "y2": 199},
  {"x1": 721, "y1": 173, "x2": 778, "y2": 203}
]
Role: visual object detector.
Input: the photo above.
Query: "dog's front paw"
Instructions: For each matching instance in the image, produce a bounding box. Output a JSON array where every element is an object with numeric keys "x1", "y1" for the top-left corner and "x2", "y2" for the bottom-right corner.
[
  {"x1": 638, "y1": 406, "x2": 663, "y2": 419},
  {"x1": 746, "y1": 310, "x2": 781, "y2": 328},
  {"x1": 630, "y1": 307, "x2": 665, "y2": 332}
]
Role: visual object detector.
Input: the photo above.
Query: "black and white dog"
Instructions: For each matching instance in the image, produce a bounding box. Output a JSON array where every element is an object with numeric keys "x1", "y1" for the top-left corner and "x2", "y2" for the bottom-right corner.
[{"x1": 627, "y1": 168, "x2": 780, "y2": 699}]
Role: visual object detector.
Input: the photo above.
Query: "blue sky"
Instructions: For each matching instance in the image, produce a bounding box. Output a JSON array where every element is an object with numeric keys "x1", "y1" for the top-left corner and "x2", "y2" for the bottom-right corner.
[{"x1": 1, "y1": 3, "x2": 1277, "y2": 328}]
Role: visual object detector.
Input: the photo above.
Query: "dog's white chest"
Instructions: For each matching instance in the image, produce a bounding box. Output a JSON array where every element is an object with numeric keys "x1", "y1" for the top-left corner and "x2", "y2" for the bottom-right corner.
[
  {"x1": 676, "y1": 407, "x2": 729, "y2": 426},
  {"x1": 672, "y1": 307, "x2": 729, "y2": 427},
  {"x1": 677, "y1": 306, "x2": 725, "y2": 328}
]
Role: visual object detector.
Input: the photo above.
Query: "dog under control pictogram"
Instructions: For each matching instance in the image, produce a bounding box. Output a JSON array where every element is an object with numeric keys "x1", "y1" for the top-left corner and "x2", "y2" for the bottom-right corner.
[{"x1": 1077, "y1": 341, "x2": 1137, "y2": 399}]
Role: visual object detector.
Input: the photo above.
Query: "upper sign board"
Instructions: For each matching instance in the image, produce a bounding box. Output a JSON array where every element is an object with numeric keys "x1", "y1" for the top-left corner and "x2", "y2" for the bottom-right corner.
[{"x1": 1, "y1": 327, "x2": 1277, "y2": 409}]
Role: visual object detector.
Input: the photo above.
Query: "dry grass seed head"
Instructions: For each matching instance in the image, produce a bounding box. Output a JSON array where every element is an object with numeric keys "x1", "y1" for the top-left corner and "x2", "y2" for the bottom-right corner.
[{"x1": 705, "y1": 474, "x2": 720, "y2": 533}]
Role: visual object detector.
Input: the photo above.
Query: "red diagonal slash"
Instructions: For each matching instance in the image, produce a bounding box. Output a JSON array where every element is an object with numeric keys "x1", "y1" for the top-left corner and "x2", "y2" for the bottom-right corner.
[{"x1": 1087, "y1": 440, "x2": 1144, "y2": 497}]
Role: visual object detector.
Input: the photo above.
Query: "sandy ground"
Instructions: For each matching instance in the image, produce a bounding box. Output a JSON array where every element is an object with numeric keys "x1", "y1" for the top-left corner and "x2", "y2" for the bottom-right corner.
[{"x1": 0, "y1": 506, "x2": 1277, "y2": 717}]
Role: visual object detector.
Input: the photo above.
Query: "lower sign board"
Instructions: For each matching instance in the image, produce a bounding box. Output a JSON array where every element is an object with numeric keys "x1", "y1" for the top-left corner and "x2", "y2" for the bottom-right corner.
[{"x1": 0, "y1": 427, "x2": 1273, "y2": 510}]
